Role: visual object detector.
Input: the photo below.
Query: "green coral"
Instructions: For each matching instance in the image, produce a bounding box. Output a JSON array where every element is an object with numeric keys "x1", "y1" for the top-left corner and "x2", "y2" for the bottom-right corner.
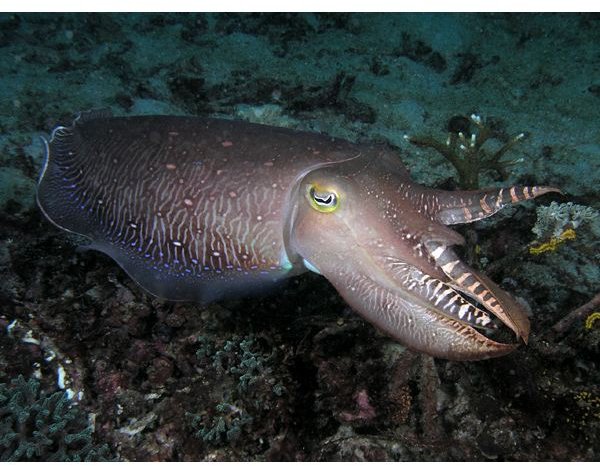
[
  {"x1": 531, "y1": 201, "x2": 599, "y2": 240},
  {"x1": 186, "y1": 402, "x2": 253, "y2": 446},
  {"x1": 189, "y1": 333, "x2": 287, "y2": 447},
  {"x1": 405, "y1": 114, "x2": 525, "y2": 189},
  {"x1": 0, "y1": 375, "x2": 112, "y2": 461},
  {"x1": 197, "y1": 334, "x2": 270, "y2": 392}
]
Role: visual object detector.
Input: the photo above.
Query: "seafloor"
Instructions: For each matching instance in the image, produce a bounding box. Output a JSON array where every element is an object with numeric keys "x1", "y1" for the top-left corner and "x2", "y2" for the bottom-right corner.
[{"x1": 0, "y1": 13, "x2": 599, "y2": 461}]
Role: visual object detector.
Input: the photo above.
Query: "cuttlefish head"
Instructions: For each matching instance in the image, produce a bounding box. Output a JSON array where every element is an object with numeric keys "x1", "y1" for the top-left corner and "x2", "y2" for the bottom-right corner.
[{"x1": 287, "y1": 148, "x2": 559, "y2": 360}]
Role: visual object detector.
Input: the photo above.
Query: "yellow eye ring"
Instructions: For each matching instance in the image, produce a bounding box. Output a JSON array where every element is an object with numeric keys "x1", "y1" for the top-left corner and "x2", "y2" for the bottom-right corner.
[{"x1": 308, "y1": 185, "x2": 339, "y2": 213}]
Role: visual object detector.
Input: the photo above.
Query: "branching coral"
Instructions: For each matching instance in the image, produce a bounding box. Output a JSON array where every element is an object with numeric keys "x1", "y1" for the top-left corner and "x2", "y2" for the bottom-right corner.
[
  {"x1": 188, "y1": 333, "x2": 287, "y2": 448},
  {"x1": 0, "y1": 375, "x2": 112, "y2": 461},
  {"x1": 196, "y1": 334, "x2": 271, "y2": 392},
  {"x1": 186, "y1": 402, "x2": 253, "y2": 446},
  {"x1": 405, "y1": 114, "x2": 525, "y2": 189}
]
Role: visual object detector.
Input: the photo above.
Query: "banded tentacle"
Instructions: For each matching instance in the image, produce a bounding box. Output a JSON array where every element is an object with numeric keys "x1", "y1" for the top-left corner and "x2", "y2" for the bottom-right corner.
[
  {"x1": 424, "y1": 239, "x2": 530, "y2": 342},
  {"x1": 382, "y1": 257, "x2": 494, "y2": 330},
  {"x1": 397, "y1": 182, "x2": 561, "y2": 225}
]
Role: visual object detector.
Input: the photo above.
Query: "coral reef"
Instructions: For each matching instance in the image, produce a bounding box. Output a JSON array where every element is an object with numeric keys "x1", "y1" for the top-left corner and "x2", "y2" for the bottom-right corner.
[
  {"x1": 515, "y1": 201, "x2": 600, "y2": 305},
  {"x1": 0, "y1": 12, "x2": 598, "y2": 462}
]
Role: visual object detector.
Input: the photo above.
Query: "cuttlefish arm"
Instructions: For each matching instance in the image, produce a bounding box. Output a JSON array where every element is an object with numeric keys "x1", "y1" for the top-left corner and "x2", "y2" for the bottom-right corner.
[
  {"x1": 414, "y1": 185, "x2": 562, "y2": 225},
  {"x1": 388, "y1": 183, "x2": 562, "y2": 346},
  {"x1": 333, "y1": 260, "x2": 520, "y2": 360},
  {"x1": 424, "y1": 238, "x2": 531, "y2": 343},
  {"x1": 290, "y1": 151, "x2": 558, "y2": 360},
  {"x1": 415, "y1": 185, "x2": 560, "y2": 342}
]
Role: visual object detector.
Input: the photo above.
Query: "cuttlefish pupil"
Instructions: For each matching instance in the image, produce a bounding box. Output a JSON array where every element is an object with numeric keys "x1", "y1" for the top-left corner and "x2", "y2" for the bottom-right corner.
[
  {"x1": 36, "y1": 109, "x2": 561, "y2": 361},
  {"x1": 308, "y1": 185, "x2": 339, "y2": 213}
]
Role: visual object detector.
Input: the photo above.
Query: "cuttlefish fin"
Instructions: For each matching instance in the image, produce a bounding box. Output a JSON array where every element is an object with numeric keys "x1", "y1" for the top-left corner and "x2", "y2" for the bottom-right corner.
[{"x1": 434, "y1": 185, "x2": 561, "y2": 225}]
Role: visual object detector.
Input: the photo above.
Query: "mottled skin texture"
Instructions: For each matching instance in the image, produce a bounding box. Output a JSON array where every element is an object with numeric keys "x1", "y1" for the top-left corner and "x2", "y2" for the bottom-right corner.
[{"x1": 37, "y1": 110, "x2": 559, "y2": 360}]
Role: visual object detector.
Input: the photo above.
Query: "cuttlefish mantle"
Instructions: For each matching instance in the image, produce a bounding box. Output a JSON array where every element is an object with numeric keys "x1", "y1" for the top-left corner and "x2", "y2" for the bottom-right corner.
[{"x1": 37, "y1": 109, "x2": 560, "y2": 360}]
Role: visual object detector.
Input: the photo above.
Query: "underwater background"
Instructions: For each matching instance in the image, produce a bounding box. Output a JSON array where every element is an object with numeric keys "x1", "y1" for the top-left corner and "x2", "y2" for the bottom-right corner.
[{"x1": 0, "y1": 12, "x2": 599, "y2": 460}]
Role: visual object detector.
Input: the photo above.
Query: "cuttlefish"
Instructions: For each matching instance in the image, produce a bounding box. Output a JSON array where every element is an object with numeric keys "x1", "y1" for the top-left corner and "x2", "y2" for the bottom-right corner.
[{"x1": 37, "y1": 109, "x2": 558, "y2": 360}]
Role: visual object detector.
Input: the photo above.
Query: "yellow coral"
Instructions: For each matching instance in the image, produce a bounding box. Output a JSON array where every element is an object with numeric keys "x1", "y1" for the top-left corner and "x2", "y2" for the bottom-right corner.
[
  {"x1": 561, "y1": 228, "x2": 577, "y2": 240},
  {"x1": 574, "y1": 390, "x2": 600, "y2": 422},
  {"x1": 529, "y1": 228, "x2": 576, "y2": 255},
  {"x1": 585, "y1": 312, "x2": 600, "y2": 330}
]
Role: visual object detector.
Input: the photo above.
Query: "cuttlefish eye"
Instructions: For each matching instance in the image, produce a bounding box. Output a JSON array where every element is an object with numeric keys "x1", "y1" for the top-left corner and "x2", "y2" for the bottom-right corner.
[{"x1": 307, "y1": 184, "x2": 339, "y2": 213}]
